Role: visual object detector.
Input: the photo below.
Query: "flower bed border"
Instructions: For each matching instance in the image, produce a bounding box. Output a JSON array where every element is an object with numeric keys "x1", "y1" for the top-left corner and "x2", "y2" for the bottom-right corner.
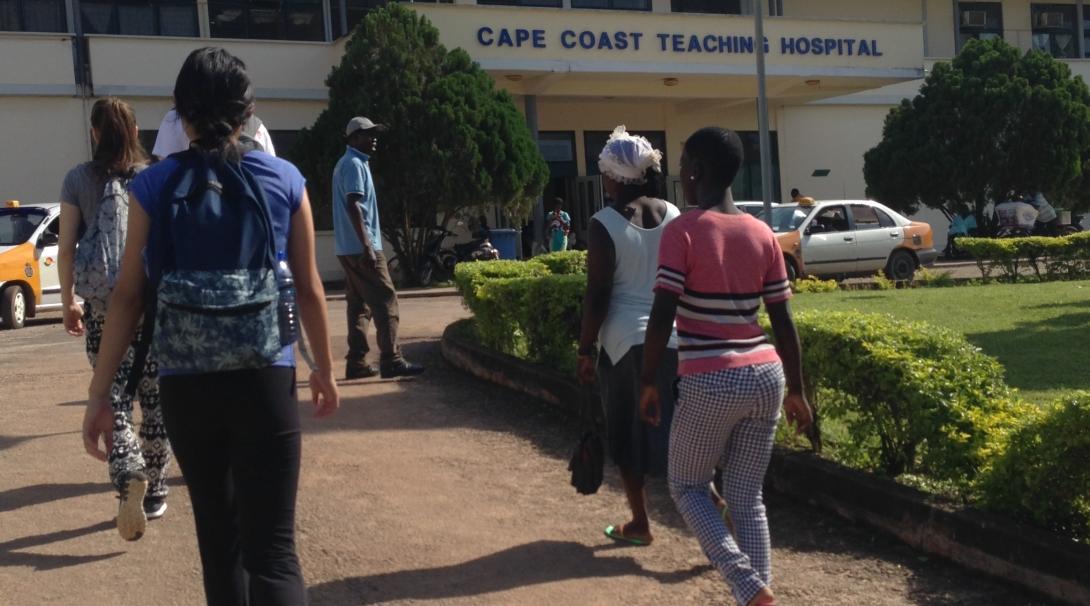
[{"x1": 441, "y1": 319, "x2": 1090, "y2": 605}]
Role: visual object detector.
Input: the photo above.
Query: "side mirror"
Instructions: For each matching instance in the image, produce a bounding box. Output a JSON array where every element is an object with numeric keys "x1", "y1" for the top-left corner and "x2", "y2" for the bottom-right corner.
[
  {"x1": 38, "y1": 232, "x2": 59, "y2": 248},
  {"x1": 803, "y1": 225, "x2": 813, "y2": 236}
]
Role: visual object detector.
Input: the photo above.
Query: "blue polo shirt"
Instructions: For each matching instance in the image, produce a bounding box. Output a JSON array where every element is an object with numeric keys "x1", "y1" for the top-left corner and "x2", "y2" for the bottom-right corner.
[{"x1": 332, "y1": 146, "x2": 382, "y2": 256}]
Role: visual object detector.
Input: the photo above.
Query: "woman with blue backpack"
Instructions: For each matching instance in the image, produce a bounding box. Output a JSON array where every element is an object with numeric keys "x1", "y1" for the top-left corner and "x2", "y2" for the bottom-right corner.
[
  {"x1": 83, "y1": 47, "x2": 339, "y2": 605},
  {"x1": 59, "y1": 97, "x2": 173, "y2": 539}
]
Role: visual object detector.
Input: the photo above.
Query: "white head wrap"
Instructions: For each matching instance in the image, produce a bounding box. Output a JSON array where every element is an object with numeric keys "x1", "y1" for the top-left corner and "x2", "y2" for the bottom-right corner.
[{"x1": 597, "y1": 125, "x2": 663, "y2": 185}]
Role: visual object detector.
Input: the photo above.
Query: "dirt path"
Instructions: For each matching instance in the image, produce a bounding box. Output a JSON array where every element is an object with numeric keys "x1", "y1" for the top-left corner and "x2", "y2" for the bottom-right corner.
[{"x1": 0, "y1": 299, "x2": 1055, "y2": 605}]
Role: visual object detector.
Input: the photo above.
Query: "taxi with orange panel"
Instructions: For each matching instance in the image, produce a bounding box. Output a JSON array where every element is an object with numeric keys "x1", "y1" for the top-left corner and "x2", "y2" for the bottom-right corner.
[
  {"x1": 764, "y1": 199, "x2": 936, "y2": 281},
  {"x1": 0, "y1": 200, "x2": 63, "y2": 329}
]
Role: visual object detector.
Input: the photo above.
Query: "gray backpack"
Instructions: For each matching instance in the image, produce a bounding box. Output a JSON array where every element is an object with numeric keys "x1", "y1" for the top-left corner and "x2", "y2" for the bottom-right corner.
[{"x1": 74, "y1": 176, "x2": 130, "y2": 309}]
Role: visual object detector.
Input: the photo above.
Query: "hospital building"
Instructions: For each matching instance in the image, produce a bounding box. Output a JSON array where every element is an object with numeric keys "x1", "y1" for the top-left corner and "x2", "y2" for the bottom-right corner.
[{"x1": 3, "y1": 0, "x2": 1088, "y2": 272}]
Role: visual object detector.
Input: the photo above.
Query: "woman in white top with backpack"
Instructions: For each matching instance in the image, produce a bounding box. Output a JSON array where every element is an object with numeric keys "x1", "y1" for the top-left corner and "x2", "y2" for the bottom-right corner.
[
  {"x1": 58, "y1": 97, "x2": 173, "y2": 538},
  {"x1": 577, "y1": 126, "x2": 701, "y2": 545}
]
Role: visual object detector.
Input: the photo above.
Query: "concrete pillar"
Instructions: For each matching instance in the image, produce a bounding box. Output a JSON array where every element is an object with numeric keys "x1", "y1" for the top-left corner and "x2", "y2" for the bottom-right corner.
[
  {"x1": 525, "y1": 95, "x2": 544, "y2": 251},
  {"x1": 1079, "y1": 0, "x2": 1086, "y2": 58},
  {"x1": 922, "y1": 0, "x2": 929, "y2": 56},
  {"x1": 197, "y1": 0, "x2": 211, "y2": 39},
  {"x1": 322, "y1": 0, "x2": 333, "y2": 42}
]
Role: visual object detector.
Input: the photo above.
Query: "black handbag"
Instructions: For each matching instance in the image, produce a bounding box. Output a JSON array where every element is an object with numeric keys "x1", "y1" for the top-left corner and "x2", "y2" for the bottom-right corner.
[{"x1": 568, "y1": 389, "x2": 604, "y2": 495}]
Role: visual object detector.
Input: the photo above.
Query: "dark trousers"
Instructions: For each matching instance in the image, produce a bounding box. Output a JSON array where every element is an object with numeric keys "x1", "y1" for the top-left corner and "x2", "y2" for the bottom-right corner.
[
  {"x1": 338, "y1": 252, "x2": 402, "y2": 367},
  {"x1": 161, "y1": 367, "x2": 305, "y2": 606}
]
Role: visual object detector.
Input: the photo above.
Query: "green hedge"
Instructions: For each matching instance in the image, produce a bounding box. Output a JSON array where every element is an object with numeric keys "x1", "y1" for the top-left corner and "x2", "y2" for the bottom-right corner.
[
  {"x1": 532, "y1": 250, "x2": 587, "y2": 275},
  {"x1": 453, "y1": 259, "x2": 1081, "y2": 542},
  {"x1": 453, "y1": 260, "x2": 550, "y2": 354},
  {"x1": 779, "y1": 312, "x2": 1029, "y2": 489},
  {"x1": 980, "y1": 393, "x2": 1090, "y2": 544},
  {"x1": 959, "y1": 233, "x2": 1090, "y2": 282}
]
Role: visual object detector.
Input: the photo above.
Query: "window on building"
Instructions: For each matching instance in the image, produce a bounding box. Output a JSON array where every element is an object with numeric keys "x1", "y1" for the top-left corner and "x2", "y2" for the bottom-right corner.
[
  {"x1": 672, "y1": 0, "x2": 740, "y2": 14},
  {"x1": 1084, "y1": 5, "x2": 1090, "y2": 57},
  {"x1": 477, "y1": 0, "x2": 561, "y2": 7},
  {"x1": 1032, "y1": 3, "x2": 1078, "y2": 58},
  {"x1": 732, "y1": 131, "x2": 781, "y2": 203},
  {"x1": 81, "y1": 0, "x2": 198, "y2": 36},
  {"x1": 331, "y1": 0, "x2": 451, "y2": 39},
  {"x1": 209, "y1": 0, "x2": 325, "y2": 41},
  {"x1": 957, "y1": 2, "x2": 1003, "y2": 49},
  {"x1": 571, "y1": 0, "x2": 650, "y2": 10},
  {"x1": 0, "y1": 0, "x2": 67, "y2": 32}
]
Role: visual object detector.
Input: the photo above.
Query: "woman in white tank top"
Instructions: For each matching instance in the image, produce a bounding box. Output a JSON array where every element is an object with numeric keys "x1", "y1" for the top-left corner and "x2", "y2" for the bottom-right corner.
[{"x1": 577, "y1": 127, "x2": 711, "y2": 546}]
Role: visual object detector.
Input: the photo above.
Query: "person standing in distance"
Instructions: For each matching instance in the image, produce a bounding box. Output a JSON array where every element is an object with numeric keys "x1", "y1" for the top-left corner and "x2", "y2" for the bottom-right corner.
[{"x1": 333, "y1": 117, "x2": 425, "y2": 380}]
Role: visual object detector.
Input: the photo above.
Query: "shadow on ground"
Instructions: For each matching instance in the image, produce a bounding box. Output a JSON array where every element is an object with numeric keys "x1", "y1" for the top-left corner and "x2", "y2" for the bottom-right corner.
[
  {"x1": 307, "y1": 540, "x2": 710, "y2": 605},
  {"x1": 0, "y1": 520, "x2": 122, "y2": 571},
  {"x1": 967, "y1": 307, "x2": 1090, "y2": 394}
]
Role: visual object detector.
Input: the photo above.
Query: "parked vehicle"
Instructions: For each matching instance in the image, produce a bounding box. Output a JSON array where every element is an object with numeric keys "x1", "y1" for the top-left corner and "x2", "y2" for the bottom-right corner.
[
  {"x1": 387, "y1": 227, "x2": 498, "y2": 287},
  {"x1": 767, "y1": 199, "x2": 937, "y2": 281},
  {"x1": 0, "y1": 201, "x2": 63, "y2": 329}
]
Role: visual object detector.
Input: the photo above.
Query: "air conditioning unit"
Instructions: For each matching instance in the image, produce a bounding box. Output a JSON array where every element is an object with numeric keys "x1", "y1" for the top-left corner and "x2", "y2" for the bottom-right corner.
[
  {"x1": 962, "y1": 10, "x2": 988, "y2": 28},
  {"x1": 1037, "y1": 11, "x2": 1066, "y2": 28}
]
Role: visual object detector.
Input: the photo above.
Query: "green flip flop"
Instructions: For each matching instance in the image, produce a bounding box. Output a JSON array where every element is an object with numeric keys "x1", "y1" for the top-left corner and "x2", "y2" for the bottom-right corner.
[{"x1": 604, "y1": 524, "x2": 652, "y2": 546}]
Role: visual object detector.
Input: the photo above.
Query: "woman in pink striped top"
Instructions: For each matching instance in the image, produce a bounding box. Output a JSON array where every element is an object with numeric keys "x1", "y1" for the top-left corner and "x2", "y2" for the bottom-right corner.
[{"x1": 640, "y1": 127, "x2": 812, "y2": 606}]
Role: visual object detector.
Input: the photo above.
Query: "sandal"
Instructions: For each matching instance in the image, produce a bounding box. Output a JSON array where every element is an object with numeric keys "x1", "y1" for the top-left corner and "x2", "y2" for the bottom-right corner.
[{"x1": 604, "y1": 524, "x2": 653, "y2": 546}]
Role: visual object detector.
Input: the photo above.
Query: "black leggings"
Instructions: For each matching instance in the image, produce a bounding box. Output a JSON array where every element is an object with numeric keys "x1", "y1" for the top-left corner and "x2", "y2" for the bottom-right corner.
[{"x1": 161, "y1": 367, "x2": 304, "y2": 606}]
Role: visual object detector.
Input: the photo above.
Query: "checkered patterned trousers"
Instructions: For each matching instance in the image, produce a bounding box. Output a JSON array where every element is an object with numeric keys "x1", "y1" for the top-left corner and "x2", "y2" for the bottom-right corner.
[{"x1": 668, "y1": 362, "x2": 785, "y2": 606}]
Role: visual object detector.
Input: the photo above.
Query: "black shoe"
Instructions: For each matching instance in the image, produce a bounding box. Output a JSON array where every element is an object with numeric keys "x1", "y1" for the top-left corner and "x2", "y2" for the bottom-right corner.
[
  {"x1": 380, "y1": 360, "x2": 426, "y2": 379},
  {"x1": 143, "y1": 496, "x2": 168, "y2": 520},
  {"x1": 345, "y1": 365, "x2": 379, "y2": 380}
]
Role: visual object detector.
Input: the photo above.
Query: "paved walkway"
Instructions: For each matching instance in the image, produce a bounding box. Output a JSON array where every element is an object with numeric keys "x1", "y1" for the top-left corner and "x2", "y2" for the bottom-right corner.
[{"x1": 0, "y1": 298, "x2": 1055, "y2": 605}]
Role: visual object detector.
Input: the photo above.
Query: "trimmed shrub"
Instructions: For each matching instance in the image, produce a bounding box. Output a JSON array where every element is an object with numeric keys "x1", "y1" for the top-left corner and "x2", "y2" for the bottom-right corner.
[
  {"x1": 788, "y1": 311, "x2": 1028, "y2": 488},
  {"x1": 872, "y1": 272, "x2": 896, "y2": 290},
  {"x1": 532, "y1": 250, "x2": 587, "y2": 275},
  {"x1": 518, "y1": 274, "x2": 586, "y2": 374},
  {"x1": 454, "y1": 260, "x2": 550, "y2": 353},
  {"x1": 792, "y1": 276, "x2": 839, "y2": 293},
  {"x1": 980, "y1": 393, "x2": 1090, "y2": 544},
  {"x1": 959, "y1": 234, "x2": 1090, "y2": 282}
]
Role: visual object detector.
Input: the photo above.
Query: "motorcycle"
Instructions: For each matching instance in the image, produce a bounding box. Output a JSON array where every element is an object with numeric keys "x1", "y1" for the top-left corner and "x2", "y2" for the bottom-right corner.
[{"x1": 387, "y1": 227, "x2": 499, "y2": 287}]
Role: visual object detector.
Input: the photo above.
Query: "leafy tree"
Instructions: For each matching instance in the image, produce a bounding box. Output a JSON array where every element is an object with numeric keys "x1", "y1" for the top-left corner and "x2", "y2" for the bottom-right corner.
[
  {"x1": 294, "y1": 3, "x2": 547, "y2": 284},
  {"x1": 864, "y1": 38, "x2": 1090, "y2": 223}
]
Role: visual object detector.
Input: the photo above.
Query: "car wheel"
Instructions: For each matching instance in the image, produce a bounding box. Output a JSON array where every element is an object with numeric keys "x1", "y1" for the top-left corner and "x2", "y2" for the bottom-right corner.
[
  {"x1": 885, "y1": 250, "x2": 916, "y2": 281},
  {"x1": 784, "y1": 256, "x2": 799, "y2": 282},
  {"x1": 1, "y1": 284, "x2": 26, "y2": 329}
]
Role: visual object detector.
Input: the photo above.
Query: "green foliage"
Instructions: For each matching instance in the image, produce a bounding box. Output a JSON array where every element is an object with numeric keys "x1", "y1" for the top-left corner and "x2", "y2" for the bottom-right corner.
[
  {"x1": 872, "y1": 272, "x2": 896, "y2": 291},
  {"x1": 786, "y1": 311, "x2": 1027, "y2": 488},
  {"x1": 980, "y1": 393, "x2": 1090, "y2": 544},
  {"x1": 913, "y1": 267, "x2": 956, "y2": 287},
  {"x1": 864, "y1": 38, "x2": 1090, "y2": 220},
  {"x1": 791, "y1": 276, "x2": 839, "y2": 293},
  {"x1": 959, "y1": 234, "x2": 1090, "y2": 282},
  {"x1": 293, "y1": 3, "x2": 547, "y2": 283},
  {"x1": 532, "y1": 250, "x2": 587, "y2": 275},
  {"x1": 453, "y1": 260, "x2": 549, "y2": 354}
]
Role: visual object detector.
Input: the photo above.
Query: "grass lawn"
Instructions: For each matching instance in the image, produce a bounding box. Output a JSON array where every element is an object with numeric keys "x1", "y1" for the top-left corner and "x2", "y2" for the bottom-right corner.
[{"x1": 789, "y1": 280, "x2": 1090, "y2": 405}]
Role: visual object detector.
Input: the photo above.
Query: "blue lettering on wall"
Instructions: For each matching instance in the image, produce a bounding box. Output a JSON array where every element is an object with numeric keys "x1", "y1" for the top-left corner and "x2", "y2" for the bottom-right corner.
[
  {"x1": 657, "y1": 33, "x2": 670, "y2": 51},
  {"x1": 859, "y1": 39, "x2": 871, "y2": 56},
  {"x1": 561, "y1": 29, "x2": 576, "y2": 49},
  {"x1": 533, "y1": 29, "x2": 546, "y2": 48},
  {"x1": 477, "y1": 26, "x2": 494, "y2": 47}
]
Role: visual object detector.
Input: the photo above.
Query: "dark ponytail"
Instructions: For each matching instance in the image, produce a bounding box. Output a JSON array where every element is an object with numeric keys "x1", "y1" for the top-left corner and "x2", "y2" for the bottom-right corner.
[
  {"x1": 173, "y1": 47, "x2": 254, "y2": 161},
  {"x1": 90, "y1": 97, "x2": 146, "y2": 178}
]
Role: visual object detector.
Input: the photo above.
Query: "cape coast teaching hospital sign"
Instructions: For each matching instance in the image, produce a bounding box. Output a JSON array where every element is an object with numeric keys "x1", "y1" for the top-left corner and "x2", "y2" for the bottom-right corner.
[{"x1": 476, "y1": 27, "x2": 885, "y2": 58}]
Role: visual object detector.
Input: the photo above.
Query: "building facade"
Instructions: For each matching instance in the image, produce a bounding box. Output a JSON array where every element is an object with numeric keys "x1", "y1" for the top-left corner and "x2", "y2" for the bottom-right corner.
[{"x1": 3, "y1": 0, "x2": 1090, "y2": 271}]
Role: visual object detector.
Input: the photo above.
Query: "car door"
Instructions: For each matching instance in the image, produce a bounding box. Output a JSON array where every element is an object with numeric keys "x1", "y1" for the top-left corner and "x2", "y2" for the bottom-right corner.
[
  {"x1": 800, "y1": 205, "x2": 857, "y2": 276},
  {"x1": 34, "y1": 215, "x2": 62, "y2": 310},
  {"x1": 850, "y1": 204, "x2": 902, "y2": 274}
]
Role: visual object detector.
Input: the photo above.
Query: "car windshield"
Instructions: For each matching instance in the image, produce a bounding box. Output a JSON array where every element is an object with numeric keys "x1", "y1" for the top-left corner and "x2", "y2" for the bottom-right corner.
[
  {"x1": 769, "y1": 206, "x2": 813, "y2": 233},
  {"x1": 0, "y1": 209, "x2": 47, "y2": 246}
]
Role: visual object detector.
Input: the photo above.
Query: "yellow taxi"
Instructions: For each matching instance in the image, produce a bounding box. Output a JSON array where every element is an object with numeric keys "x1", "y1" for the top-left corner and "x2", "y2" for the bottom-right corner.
[
  {"x1": 0, "y1": 200, "x2": 62, "y2": 329},
  {"x1": 765, "y1": 199, "x2": 937, "y2": 281}
]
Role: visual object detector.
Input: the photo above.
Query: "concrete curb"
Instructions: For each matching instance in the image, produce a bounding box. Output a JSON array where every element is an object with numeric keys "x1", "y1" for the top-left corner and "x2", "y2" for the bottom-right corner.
[
  {"x1": 441, "y1": 319, "x2": 1090, "y2": 606},
  {"x1": 324, "y1": 286, "x2": 459, "y2": 301}
]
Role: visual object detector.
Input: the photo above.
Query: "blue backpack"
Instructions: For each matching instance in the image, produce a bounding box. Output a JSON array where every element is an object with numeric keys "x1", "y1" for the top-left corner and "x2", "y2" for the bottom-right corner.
[{"x1": 130, "y1": 149, "x2": 291, "y2": 381}]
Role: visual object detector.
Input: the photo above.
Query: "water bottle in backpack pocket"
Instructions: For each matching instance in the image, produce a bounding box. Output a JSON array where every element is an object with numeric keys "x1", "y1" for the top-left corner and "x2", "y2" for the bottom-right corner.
[{"x1": 144, "y1": 150, "x2": 294, "y2": 373}]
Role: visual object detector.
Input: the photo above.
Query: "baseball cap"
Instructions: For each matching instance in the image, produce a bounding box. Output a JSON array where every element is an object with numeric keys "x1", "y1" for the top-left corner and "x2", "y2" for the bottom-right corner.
[{"x1": 345, "y1": 117, "x2": 386, "y2": 137}]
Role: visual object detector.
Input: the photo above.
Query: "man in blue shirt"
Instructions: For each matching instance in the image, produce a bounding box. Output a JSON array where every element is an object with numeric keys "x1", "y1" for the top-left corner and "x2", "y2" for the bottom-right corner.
[{"x1": 333, "y1": 117, "x2": 424, "y2": 379}]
